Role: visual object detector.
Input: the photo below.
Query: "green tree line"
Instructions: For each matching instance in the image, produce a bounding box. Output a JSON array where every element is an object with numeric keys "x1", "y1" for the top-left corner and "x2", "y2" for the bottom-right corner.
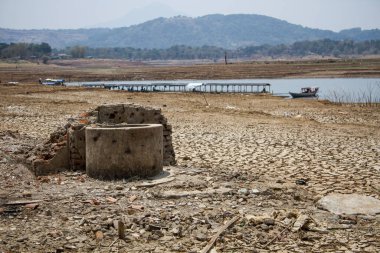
[
  {"x1": 1, "y1": 40, "x2": 379, "y2": 61},
  {"x1": 240, "y1": 39, "x2": 380, "y2": 58},
  {"x1": 56, "y1": 39, "x2": 380, "y2": 60},
  {"x1": 0, "y1": 42, "x2": 52, "y2": 59}
]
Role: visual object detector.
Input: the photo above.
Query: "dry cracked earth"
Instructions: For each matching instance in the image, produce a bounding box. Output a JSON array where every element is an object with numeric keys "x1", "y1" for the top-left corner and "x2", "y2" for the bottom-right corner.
[{"x1": 0, "y1": 84, "x2": 380, "y2": 252}]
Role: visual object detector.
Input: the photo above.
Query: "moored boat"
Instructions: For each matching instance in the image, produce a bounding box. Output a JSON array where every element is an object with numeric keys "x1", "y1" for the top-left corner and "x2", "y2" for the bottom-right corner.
[
  {"x1": 289, "y1": 87, "x2": 319, "y2": 98},
  {"x1": 40, "y1": 78, "x2": 65, "y2": 86}
]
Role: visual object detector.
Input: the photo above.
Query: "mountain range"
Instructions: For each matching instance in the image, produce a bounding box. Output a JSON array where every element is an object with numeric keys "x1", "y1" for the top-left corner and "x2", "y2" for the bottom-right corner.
[
  {"x1": 92, "y1": 2, "x2": 184, "y2": 28},
  {"x1": 1, "y1": 14, "x2": 380, "y2": 49}
]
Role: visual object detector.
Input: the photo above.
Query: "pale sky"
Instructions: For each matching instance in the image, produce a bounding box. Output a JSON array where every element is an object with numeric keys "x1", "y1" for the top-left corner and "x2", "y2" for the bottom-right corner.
[{"x1": 0, "y1": 0, "x2": 379, "y2": 31}]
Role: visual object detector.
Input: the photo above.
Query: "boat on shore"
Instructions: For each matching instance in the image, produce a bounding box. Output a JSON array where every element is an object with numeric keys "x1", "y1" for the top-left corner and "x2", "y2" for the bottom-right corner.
[
  {"x1": 40, "y1": 78, "x2": 65, "y2": 86},
  {"x1": 289, "y1": 87, "x2": 319, "y2": 98}
]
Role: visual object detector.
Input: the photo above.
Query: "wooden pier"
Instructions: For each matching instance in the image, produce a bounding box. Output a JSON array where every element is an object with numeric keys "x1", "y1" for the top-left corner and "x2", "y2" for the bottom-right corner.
[{"x1": 80, "y1": 82, "x2": 271, "y2": 93}]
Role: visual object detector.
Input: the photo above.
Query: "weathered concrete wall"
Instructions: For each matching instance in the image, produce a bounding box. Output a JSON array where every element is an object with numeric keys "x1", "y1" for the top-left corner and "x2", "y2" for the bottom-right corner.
[
  {"x1": 86, "y1": 124, "x2": 163, "y2": 180},
  {"x1": 96, "y1": 104, "x2": 175, "y2": 166},
  {"x1": 68, "y1": 124, "x2": 86, "y2": 171},
  {"x1": 26, "y1": 104, "x2": 176, "y2": 176}
]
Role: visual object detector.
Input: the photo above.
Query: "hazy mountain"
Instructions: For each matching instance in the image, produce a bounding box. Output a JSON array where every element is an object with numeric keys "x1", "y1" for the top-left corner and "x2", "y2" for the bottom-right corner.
[
  {"x1": 93, "y1": 2, "x2": 184, "y2": 28},
  {"x1": 1, "y1": 14, "x2": 380, "y2": 49}
]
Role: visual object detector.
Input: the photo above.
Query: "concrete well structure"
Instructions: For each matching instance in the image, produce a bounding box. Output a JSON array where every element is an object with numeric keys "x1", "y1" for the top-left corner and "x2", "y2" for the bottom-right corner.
[
  {"x1": 86, "y1": 124, "x2": 163, "y2": 180},
  {"x1": 26, "y1": 104, "x2": 175, "y2": 176}
]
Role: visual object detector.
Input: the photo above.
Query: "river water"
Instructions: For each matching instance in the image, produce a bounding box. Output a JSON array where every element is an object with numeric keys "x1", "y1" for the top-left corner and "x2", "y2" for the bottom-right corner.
[{"x1": 67, "y1": 78, "x2": 380, "y2": 103}]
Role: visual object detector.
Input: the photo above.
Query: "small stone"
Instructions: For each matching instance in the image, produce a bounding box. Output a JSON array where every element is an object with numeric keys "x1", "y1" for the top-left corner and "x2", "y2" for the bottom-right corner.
[
  {"x1": 171, "y1": 226, "x2": 182, "y2": 236},
  {"x1": 60, "y1": 216, "x2": 69, "y2": 221},
  {"x1": 95, "y1": 231, "x2": 104, "y2": 241},
  {"x1": 295, "y1": 179, "x2": 308, "y2": 185},
  {"x1": 293, "y1": 193, "x2": 301, "y2": 201},
  {"x1": 79, "y1": 218, "x2": 86, "y2": 226},
  {"x1": 238, "y1": 188, "x2": 248, "y2": 195},
  {"x1": 251, "y1": 189, "x2": 260, "y2": 194},
  {"x1": 45, "y1": 209, "x2": 52, "y2": 216},
  {"x1": 16, "y1": 236, "x2": 28, "y2": 242},
  {"x1": 25, "y1": 203, "x2": 39, "y2": 209},
  {"x1": 55, "y1": 247, "x2": 64, "y2": 253},
  {"x1": 64, "y1": 245, "x2": 77, "y2": 250},
  {"x1": 263, "y1": 218, "x2": 275, "y2": 226},
  {"x1": 194, "y1": 232, "x2": 208, "y2": 241},
  {"x1": 22, "y1": 191, "x2": 32, "y2": 198},
  {"x1": 171, "y1": 243, "x2": 183, "y2": 251},
  {"x1": 115, "y1": 185, "x2": 124, "y2": 190}
]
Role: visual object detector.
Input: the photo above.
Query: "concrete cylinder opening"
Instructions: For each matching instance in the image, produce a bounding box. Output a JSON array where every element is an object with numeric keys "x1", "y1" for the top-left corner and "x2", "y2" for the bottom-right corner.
[{"x1": 86, "y1": 124, "x2": 163, "y2": 180}]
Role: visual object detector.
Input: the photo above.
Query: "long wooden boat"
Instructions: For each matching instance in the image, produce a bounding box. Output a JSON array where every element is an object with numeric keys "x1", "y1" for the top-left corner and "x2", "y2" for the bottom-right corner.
[{"x1": 289, "y1": 87, "x2": 319, "y2": 98}]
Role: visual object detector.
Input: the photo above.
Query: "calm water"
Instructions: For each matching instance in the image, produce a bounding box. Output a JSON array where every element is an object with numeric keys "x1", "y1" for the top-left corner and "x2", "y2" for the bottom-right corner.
[{"x1": 67, "y1": 78, "x2": 380, "y2": 102}]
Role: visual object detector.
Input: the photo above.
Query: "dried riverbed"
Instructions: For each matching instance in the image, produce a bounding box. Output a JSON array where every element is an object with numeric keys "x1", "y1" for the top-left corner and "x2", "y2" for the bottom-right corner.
[{"x1": 0, "y1": 84, "x2": 379, "y2": 252}]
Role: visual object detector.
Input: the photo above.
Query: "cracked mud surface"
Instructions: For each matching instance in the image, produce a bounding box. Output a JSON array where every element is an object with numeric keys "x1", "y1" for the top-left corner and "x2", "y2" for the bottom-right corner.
[{"x1": 1, "y1": 84, "x2": 379, "y2": 252}]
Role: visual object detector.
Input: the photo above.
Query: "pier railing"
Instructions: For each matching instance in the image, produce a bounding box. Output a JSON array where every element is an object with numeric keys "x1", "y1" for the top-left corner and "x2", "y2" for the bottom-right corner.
[{"x1": 80, "y1": 82, "x2": 271, "y2": 93}]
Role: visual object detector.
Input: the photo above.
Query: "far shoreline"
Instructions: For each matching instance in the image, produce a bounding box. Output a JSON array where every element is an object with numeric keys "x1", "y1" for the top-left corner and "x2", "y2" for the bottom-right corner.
[{"x1": 1, "y1": 58, "x2": 380, "y2": 82}]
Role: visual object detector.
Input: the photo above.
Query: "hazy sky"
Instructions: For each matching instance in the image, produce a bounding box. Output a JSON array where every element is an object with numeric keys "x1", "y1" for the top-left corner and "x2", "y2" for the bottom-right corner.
[{"x1": 1, "y1": 0, "x2": 379, "y2": 31}]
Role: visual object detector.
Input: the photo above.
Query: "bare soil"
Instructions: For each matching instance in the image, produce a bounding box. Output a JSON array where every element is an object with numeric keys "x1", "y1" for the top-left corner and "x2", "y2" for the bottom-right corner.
[{"x1": 0, "y1": 62, "x2": 380, "y2": 252}]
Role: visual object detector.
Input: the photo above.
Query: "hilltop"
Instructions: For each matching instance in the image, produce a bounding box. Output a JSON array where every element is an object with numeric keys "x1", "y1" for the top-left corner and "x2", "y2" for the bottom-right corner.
[{"x1": 1, "y1": 14, "x2": 380, "y2": 49}]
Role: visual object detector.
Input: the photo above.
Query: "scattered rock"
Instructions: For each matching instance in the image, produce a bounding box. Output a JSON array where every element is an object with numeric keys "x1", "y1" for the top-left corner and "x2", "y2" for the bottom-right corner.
[
  {"x1": 106, "y1": 197, "x2": 117, "y2": 203},
  {"x1": 246, "y1": 214, "x2": 275, "y2": 226},
  {"x1": 45, "y1": 209, "x2": 52, "y2": 216},
  {"x1": 251, "y1": 189, "x2": 260, "y2": 194},
  {"x1": 318, "y1": 193, "x2": 380, "y2": 215},
  {"x1": 295, "y1": 179, "x2": 308, "y2": 185},
  {"x1": 194, "y1": 232, "x2": 208, "y2": 242},
  {"x1": 115, "y1": 185, "x2": 124, "y2": 190},
  {"x1": 22, "y1": 191, "x2": 32, "y2": 198}
]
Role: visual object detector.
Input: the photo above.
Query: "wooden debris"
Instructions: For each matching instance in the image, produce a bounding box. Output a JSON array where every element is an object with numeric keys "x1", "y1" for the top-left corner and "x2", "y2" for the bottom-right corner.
[
  {"x1": 128, "y1": 195, "x2": 137, "y2": 203},
  {"x1": 200, "y1": 216, "x2": 240, "y2": 253},
  {"x1": 136, "y1": 177, "x2": 175, "y2": 188},
  {"x1": 118, "y1": 220, "x2": 125, "y2": 239},
  {"x1": 130, "y1": 205, "x2": 144, "y2": 211},
  {"x1": 292, "y1": 214, "x2": 309, "y2": 232},
  {"x1": 264, "y1": 221, "x2": 295, "y2": 248},
  {"x1": 305, "y1": 223, "x2": 328, "y2": 234},
  {"x1": 106, "y1": 197, "x2": 117, "y2": 203},
  {"x1": 6, "y1": 199, "x2": 43, "y2": 205},
  {"x1": 159, "y1": 187, "x2": 232, "y2": 199}
]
